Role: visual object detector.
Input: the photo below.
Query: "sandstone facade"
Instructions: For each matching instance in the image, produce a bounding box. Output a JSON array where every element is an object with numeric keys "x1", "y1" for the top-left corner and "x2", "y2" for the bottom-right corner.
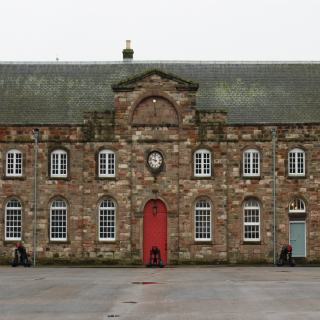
[{"x1": 1, "y1": 68, "x2": 319, "y2": 265}]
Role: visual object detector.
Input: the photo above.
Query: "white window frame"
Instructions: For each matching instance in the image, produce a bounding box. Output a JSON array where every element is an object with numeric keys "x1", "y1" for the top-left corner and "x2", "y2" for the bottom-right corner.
[
  {"x1": 6, "y1": 149, "x2": 23, "y2": 177},
  {"x1": 50, "y1": 199, "x2": 67, "y2": 241},
  {"x1": 194, "y1": 200, "x2": 211, "y2": 241},
  {"x1": 99, "y1": 199, "x2": 116, "y2": 241},
  {"x1": 243, "y1": 199, "x2": 260, "y2": 241},
  {"x1": 99, "y1": 149, "x2": 115, "y2": 177},
  {"x1": 51, "y1": 149, "x2": 67, "y2": 177},
  {"x1": 194, "y1": 149, "x2": 211, "y2": 177},
  {"x1": 289, "y1": 148, "x2": 305, "y2": 176},
  {"x1": 289, "y1": 198, "x2": 305, "y2": 213},
  {"x1": 243, "y1": 149, "x2": 260, "y2": 176},
  {"x1": 5, "y1": 199, "x2": 22, "y2": 240}
]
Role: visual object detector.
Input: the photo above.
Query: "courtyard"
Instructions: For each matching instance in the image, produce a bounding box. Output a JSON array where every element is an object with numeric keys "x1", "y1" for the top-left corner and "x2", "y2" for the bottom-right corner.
[{"x1": 0, "y1": 266, "x2": 320, "y2": 319}]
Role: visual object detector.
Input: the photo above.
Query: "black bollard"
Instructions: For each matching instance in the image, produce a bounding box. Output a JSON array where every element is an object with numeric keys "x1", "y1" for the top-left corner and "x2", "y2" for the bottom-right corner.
[
  {"x1": 276, "y1": 245, "x2": 295, "y2": 267},
  {"x1": 12, "y1": 243, "x2": 31, "y2": 267},
  {"x1": 146, "y1": 246, "x2": 165, "y2": 268}
]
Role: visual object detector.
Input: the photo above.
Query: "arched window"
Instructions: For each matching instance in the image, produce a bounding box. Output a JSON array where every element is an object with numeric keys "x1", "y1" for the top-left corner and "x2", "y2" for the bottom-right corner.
[
  {"x1": 289, "y1": 148, "x2": 305, "y2": 176},
  {"x1": 6, "y1": 149, "x2": 22, "y2": 176},
  {"x1": 99, "y1": 199, "x2": 116, "y2": 240},
  {"x1": 194, "y1": 149, "x2": 211, "y2": 177},
  {"x1": 5, "y1": 199, "x2": 22, "y2": 240},
  {"x1": 51, "y1": 149, "x2": 67, "y2": 177},
  {"x1": 195, "y1": 200, "x2": 211, "y2": 241},
  {"x1": 243, "y1": 149, "x2": 259, "y2": 176},
  {"x1": 50, "y1": 199, "x2": 67, "y2": 241},
  {"x1": 99, "y1": 149, "x2": 115, "y2": 177},
  {"x1": 244, "y1": 199, "x2": 260, "y2": 241},
  {"x1": 289, "y1": 198, "x2": 305, "y2": 212}
]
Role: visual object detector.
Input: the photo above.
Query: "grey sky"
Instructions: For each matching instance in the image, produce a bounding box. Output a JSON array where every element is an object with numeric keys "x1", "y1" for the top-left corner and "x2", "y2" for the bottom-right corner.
[{"x1": 1, "y1": 0, "x2": 319, "y2": 62}]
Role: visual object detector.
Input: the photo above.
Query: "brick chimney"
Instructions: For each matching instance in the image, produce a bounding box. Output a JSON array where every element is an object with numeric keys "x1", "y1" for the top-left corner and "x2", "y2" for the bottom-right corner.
[{"x1": 122, "y1": 40, "x2": 134, "y2": 61}]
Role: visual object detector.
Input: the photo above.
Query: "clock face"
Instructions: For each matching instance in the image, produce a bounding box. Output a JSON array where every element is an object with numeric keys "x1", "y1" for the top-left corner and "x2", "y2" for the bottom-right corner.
[{"x1": 148, "y1": 151, "x2": 163, "y2": 169}]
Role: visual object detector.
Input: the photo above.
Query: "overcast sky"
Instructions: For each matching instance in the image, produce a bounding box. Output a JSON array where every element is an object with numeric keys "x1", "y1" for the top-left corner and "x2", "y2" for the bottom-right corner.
[{"x1": 1, "y1": 0, "x2": 319, "y2": 62}]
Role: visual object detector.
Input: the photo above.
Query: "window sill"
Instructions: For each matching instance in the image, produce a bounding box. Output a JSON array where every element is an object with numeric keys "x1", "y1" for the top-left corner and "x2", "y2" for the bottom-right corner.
[
  {"x1": 94, "y1": 240, "x2": 119, "y2": 245},
  {"x1": 48, "y1": 240, "x2": 70, "y2": 244},
  {"x1": 48, "y1": 177, "x2": 70, "y2": 181},
  {"x1": 192, "y1": 241, "x2": 213, "y2": 245},
  {"x1": 287, "y1": 175, "x2": 306, "y2": 179},
  {"x1": 242, "y1": 241, "x2": 261, "y2": 245},
  {"x1": 242, "y1": 175, "x2": 261, "y2": 180},
  {"x1": 3, "y1": 240, "x2": 22, "y2": 245},
  {"x1": 191, "y1": 176, "x2": 214, "y2": 180},
  {"x1": 94, "y1": 176, "x2": 117, "y2": 181},
  {"x1": 2, "y1": 176, "x2": 25, "y2": 180}
]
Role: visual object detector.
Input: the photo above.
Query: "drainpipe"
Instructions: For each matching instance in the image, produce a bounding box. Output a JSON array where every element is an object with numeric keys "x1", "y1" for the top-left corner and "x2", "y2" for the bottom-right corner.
[
  {"x1": 271, "y1": 129, "x2": 277, "y2": 264},
  {"x1": 33, "y1": 129, "x2": 40, "y2": 266}
]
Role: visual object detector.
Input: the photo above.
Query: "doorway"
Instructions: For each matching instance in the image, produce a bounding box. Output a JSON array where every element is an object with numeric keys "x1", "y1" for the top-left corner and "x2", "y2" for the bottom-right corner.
[
  {"x1": 143, "y1": 199, "x2": 167, "y2": 265},
  {"x1": 289, "y1": 222, "x2": 306, "y2": 257}
]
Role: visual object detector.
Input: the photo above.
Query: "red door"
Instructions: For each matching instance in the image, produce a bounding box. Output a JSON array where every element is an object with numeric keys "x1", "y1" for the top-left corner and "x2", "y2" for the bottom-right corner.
[{"x1": 143, "y1": 200, "x2": 167, "y2": 265}]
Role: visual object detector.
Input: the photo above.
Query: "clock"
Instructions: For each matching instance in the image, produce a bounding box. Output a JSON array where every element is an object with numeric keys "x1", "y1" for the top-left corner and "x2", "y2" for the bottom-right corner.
[{"x1": 147, "y1": 151, "x2": 164, "y2": 174}]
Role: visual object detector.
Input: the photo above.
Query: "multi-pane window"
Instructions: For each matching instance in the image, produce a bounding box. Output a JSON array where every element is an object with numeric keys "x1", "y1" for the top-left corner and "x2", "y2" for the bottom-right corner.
[
  {"x1": 99, "y1": 199, "x2": 116, "y2": 240},
  {"x1": 289, "y1": 198, "x2": 305, "y2": 212},
  {"x1": 51, "y1": 150, "x2": 67, "y2": 177},
  {"x1": 5, "y1": 199, "x2": 22, "y2": 240},
  {"x1": 289, "y1": 148, "x2": 305, "y2": 176},
  {"x1": 194, "y1": 149, "x2": 211, "y2": 177},
  {"x1": 50, "y1": 199, "x2": 67, "y2": 240},
  {"x1": 244, "y1": 199, "x2": 260, "y2": 241},
  {"x1": 195, "y1": 200, "x2": 211, "y2": 241},
  {"x1": 6, "y1": 149, "x2": 22, "y2": 176},
  {"x1": 99, "y1": 150, "x2": 115, "y2": 177},
  {"x1": 243, "y1": 149, "x2": 259, "y2": 176}
]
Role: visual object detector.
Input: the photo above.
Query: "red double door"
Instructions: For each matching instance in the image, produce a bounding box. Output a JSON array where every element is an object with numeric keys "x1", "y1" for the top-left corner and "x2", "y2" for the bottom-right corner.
[{"x1": 143, "y1": 200, "x2": 167, "y2": 265}]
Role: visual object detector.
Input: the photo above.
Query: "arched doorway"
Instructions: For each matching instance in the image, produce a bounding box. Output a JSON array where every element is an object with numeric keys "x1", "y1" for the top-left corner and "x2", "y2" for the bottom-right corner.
[{"x1": 143, "y1": 199, "x2": 167, "y2": 265}]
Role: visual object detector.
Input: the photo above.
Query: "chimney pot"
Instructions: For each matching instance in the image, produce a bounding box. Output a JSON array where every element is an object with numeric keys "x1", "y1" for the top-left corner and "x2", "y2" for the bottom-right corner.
[{"x1": 123, "y1": 40, "x2": 134, "y2": 61}]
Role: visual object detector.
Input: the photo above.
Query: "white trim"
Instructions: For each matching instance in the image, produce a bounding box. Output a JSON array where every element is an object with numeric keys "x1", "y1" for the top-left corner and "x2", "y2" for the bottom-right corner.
[
  {"x1": 6, "y1": 149, "x2": 23, "y2": 177},
  {"x1": 98, "y1": 149, "x2": 115, "y2": 177},
  {"x1": 5, "y1": 199, "x2": 22, "y2": 240},
  {"x1": 99, "y1": 199, "x2": 116, "y2": 241},
  {"x1": 288, "y1": 148, "x2": 305, "y2": 176},
  {"x1": 243, "y1": 200, "x2": 260, "y2": 241},
  {"x1": 243, "y1": 149, "x2": 260, "y2": 176},
  {"x1": 194, "y1": 200, "x2": 211, "y2": 241},
  {"x1": 289, "y1": 198, "x2": 306, "y2": 213},
  {"x1": 51, "y1": 149, "x2": 67, "y2": 177},
  {"x1": 194, "y1": 149, "x2": 211, "y2": 177},
  {"x1": 289, "y1": 221, "x2": 306, "y2": 257},
  {"x1": 50, "y1": 199, "x2": 67, "y2": 241}
]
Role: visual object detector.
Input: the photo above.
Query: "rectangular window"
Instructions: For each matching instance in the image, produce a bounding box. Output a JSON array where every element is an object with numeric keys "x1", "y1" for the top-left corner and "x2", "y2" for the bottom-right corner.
[
  {"x1": 194, "y1": 149, "x2": 211, "y2": 177},
  {"x1": 6, "y1": 151, "x2": 22, "y2": 176},
  {"x1": 51, "y1": 209, "x2": 67, "y2": 240},
  {"x1": 243, "y1": 150, "x2": 259, "y2": 176},
  {"x1": 289, "y1": 149, "x2": 305, "y2": 176},
  {"x1": 99, "y1": 209, "x2": 115, "y2": 240},
  {"x1": 195, "y1": 210, "x2": 211, "y2": 240},
  {"x1": 244, "y1": 209, "x2": 260, "y2": 240},
  {"x1": 5, "y1": 208, "x2": 22, "y2": 240}
]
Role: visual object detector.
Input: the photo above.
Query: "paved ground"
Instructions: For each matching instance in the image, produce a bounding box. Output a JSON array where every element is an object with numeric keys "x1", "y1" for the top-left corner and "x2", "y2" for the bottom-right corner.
[{"x1": 0, "y1": 266, "x2": 320, "y2": 319}]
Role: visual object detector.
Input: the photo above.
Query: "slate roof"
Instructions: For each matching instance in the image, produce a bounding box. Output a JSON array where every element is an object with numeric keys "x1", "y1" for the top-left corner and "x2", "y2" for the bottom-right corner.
[{"x1": 1, "y1": 61, "x2": 320, "y2": 125}]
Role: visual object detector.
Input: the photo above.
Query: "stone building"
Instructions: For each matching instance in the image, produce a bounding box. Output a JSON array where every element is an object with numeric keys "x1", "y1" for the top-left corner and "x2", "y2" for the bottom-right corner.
[{"x1": 1, "y1": 44, "x2": 320, "y2": 265}]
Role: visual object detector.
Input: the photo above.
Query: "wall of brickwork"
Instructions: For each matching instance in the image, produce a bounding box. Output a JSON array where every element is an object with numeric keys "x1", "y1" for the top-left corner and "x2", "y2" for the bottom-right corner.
[{"x1": 1, "y1": 72, "x2": 320, "y2": 265}]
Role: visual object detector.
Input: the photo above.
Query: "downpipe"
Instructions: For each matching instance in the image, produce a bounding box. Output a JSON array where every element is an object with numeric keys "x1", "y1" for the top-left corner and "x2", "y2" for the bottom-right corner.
[
  {"x1": 271, "y1": 129, "x2": 277, "y2": 264},
  {"x1": 33, "y1": 129, "x2": 40, "y2": 266}
]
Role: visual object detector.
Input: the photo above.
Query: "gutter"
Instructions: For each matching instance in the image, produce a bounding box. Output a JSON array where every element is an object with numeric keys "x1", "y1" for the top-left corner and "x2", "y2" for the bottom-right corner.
[{"x1": 271, "y1": 129, "x2": 277, "y2": 264}]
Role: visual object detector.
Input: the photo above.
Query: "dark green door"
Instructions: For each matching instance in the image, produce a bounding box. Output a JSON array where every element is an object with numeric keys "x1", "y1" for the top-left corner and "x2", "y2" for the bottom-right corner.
[{"x1": 290, "y1": 222, "x2": 306, "y2": 257}]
